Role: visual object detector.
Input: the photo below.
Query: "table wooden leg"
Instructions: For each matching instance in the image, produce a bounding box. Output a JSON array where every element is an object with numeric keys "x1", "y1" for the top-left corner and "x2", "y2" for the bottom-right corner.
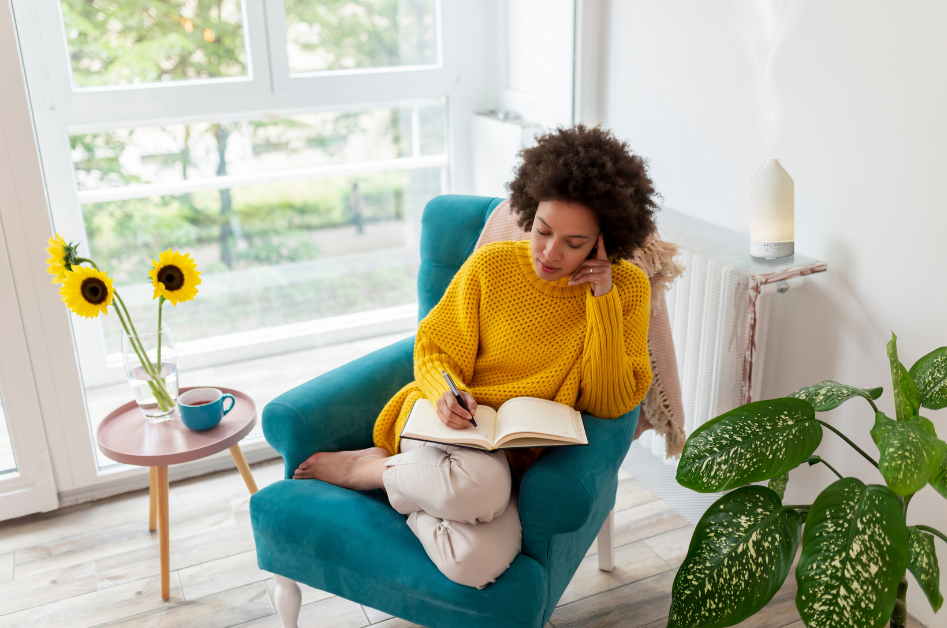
[
  {"x1": 229, "y1": 444, "x2": 258, "y2": 494},
  {"x1": 156, "y1": 465, "x2": 170, "y2": 600},
  {"x1": 148, "y1": 467, "x2": 157, "y2": 532}
]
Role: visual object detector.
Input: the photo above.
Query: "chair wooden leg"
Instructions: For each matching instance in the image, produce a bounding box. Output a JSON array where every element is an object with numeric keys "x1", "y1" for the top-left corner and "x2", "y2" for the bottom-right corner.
[
  {"x1": 148, "y1": 466, "x2": 157, "y2": 532},
  {"x1": 597, "y1": 508, "x2": 615, "y2": 572},
  {"x1": 273, "y1": 574, "x2": 302, "y2": 628},
  {"x1": 229, "y1": 444, "x2": 258, "y2": 494}
]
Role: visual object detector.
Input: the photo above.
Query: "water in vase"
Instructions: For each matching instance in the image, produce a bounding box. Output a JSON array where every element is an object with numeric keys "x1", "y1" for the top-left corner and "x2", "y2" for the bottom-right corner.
[{"x1": 128, "y1": 363, "x2": 179, "y2": 422}]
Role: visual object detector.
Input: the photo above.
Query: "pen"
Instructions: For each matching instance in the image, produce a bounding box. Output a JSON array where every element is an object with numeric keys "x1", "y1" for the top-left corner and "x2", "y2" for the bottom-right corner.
[{"x1": 442, "y1": 369, "x2": 478, "y2": 429}]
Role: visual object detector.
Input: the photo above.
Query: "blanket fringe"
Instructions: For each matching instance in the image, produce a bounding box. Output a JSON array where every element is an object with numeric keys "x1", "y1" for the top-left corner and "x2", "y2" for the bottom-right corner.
[
  {"x1": 642, "y1": 344, "x2": 687, "y2": 460},
  {"x1": 630, "y1": 237, "x2": 686, "y2": 312}
]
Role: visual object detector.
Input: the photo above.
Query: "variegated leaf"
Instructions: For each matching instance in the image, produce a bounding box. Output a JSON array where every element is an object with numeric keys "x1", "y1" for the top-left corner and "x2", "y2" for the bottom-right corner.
[
  {"x1": 796, "y1": 478, "x2": 909, "y2": 628},
  {"x1": 908, "y1": 527, "x2": 943, "y2": 613},
  {"x1": 668, "y1": 486, "x2": 801, "y2": 628},
  {"x1": 676, "y1": 398, "x2": 821, "y2": 493},
  {"x1": 769, "y1": 472, "x2": 789, "y2": 500},
  {"x1": 887, "y1": 332, "x2": 905, "y2": 421},
  {"x1": 870, "y1": 411, "x2": 947, "y2": 495},
  {"x1": 789, "y1": 380, "x2": 882, "y2": 412},
  {"x1": 910, "y1": 346, "x2": 947, "y2": 410},
  {"x1": 930, "y1": 454, "x2": 947, "y2": 500},
  {"x1": 898, "y1": 363, "x2": 921, "y2": 418}
]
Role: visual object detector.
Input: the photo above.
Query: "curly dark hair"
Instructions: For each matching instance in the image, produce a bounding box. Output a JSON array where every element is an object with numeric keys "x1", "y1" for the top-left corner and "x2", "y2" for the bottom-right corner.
[{"x1": 506, "y1": 124, "x2": 660, "y2": 261}]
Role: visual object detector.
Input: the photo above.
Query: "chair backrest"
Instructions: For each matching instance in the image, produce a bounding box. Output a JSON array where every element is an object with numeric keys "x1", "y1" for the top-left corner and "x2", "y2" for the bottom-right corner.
[{"x1": 416, "y1": 195, "x2": 505, "y2": 321}]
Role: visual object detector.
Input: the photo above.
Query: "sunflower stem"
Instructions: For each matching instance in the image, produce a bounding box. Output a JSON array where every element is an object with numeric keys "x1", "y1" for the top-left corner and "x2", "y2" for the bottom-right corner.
[
  {"x1": 75, "y1": 257, "x2": 99, "y2": 271},
  {"x1": 157, "y1": 296, "x2": 165, "y2": 372},
  {"x1": 114, "y1": 292, "x2": 173, "y2": 410},
  {"x1": 113, "y1": 293, "x2": 170, "y2": 412}
]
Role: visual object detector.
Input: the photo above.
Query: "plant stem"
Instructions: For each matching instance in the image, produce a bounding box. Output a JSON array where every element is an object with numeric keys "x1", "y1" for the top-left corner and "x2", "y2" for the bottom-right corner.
[
  {"x1": 816, "y1": 419, "x2": 879, "y2": 469},
  {"x1": 157, "y1": 297, "x2": 164, "y2": 372},
  {"x1": 113, "y1": 295, "x2": 168, "y2": 411},
  {"x1": 914, "y1": 525, "x2": 947, "y2": 544},
  {"x1": 75, "y1": 257, "x2": 99, "y2": 270},
  {"x1": 783, "y1": 504, "x2": 812, "y2": 510},
  {"x1": 867, "y1": 397, "x2": 879, "y2": 413},
  {"x1": 815, "y1": 458, "x2": 844, "y2": 480},
  {"x1": 114, "y1": 292, "x2": 173, "y2": 410},
  {"x1": 889, "y1": 577, "x2": 908, "y2": 628}
]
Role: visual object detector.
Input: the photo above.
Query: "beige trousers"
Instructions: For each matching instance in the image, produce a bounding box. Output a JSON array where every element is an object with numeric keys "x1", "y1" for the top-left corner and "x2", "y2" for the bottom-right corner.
[{"x1": 383, "y1": 439, "x2": 522, "y2": 589}]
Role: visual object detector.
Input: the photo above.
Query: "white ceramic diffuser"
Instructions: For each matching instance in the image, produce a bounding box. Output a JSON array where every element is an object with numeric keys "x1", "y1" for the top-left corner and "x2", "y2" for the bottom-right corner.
[{"x1": 750, "y1": 159, "x2": 794, "y2": 258}]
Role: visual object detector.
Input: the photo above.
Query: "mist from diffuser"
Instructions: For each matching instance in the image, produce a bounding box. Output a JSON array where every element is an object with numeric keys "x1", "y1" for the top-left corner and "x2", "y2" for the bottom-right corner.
[{"x1": 750, "y1": 159, "x2": 794, "y2": 258}]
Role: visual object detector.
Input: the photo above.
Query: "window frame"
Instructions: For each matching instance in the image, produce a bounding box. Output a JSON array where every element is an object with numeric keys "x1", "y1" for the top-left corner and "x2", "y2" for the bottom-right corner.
[{"x1": 11, "y1": 0, "x2": 471, "y2": 493}]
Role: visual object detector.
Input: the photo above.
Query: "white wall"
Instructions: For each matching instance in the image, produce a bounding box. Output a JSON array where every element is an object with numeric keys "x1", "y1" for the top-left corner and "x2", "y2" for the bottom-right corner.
[{"x1": 603, "y1": 2, "x2": 947, "y2": 626}]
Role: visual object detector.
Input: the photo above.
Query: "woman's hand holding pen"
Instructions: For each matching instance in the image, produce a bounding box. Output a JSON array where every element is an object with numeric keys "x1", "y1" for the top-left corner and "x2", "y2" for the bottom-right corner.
[
  {"x1": 568, "y1": 233, "x2": 612, "y2": 297},
  {"x1": 437, "y1": 390, "x2": 478, "y2": 430}
]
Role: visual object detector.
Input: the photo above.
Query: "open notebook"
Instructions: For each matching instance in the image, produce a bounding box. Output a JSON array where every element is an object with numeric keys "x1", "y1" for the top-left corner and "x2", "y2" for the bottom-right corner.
[{"x1": 400, "y1": 397, "x2": 588, "y2": 451}]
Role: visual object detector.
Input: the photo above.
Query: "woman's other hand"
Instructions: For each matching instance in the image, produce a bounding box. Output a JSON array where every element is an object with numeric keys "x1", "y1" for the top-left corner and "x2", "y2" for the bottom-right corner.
[
  {"x1": 437, "y1": 390, "x2": 478, "y2": 430},
  {"x1": 568, "y1": 233, "x2": 612, "y2": 297}
]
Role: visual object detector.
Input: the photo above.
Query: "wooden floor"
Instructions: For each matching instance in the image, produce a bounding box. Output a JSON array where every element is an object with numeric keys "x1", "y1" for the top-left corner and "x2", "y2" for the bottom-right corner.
[{"x1": 0, "y1": 461, "x2": 928, "y2": 628}]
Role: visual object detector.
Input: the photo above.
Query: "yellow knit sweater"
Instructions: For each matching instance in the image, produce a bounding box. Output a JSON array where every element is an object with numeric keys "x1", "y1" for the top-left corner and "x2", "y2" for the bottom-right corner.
[{"x1": 373, "y1": 239, "x2": 652, "y2": 475}]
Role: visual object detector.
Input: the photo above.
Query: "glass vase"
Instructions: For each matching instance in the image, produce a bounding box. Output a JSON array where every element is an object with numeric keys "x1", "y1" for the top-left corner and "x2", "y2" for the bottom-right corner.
[{"x1": 121, "y1": 321, "x2": 179, "y2": 422}]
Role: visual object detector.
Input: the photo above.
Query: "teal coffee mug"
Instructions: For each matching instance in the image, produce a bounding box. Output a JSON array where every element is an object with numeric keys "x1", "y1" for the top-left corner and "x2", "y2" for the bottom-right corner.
[{"x1": 178, "y1": 388, "x2": 235, "y2": 431}]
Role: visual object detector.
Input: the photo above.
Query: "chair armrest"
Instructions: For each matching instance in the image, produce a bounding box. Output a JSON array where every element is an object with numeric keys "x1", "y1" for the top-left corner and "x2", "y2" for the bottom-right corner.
[
  {"x1": 518, "y1": 404, "x2": 640, "y2": 562},
  {"x1": 262, "y1": 335, "x2": 415, "y2": 478}
]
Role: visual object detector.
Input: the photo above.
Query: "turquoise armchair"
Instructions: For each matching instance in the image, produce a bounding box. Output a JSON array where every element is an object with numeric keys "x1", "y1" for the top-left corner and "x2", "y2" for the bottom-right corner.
[{"x1": 250, "y1": 195, "x2": 641, "y2": 628}]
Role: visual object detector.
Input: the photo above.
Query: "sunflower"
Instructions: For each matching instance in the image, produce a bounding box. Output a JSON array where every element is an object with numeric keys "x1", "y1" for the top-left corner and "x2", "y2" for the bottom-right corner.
[
  {"x1": 44, "y1": 233, "x2": 79, "y2": 285},
  {"x1": 58, "y1": 265, "x2": 114, "y2": 319},
  {"x1": 149, "y1": 249, "x2": 201, "y2": 305}
]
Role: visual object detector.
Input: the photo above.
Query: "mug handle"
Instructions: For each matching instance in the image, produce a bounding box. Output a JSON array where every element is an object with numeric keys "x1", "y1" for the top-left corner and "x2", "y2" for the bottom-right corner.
[{"x1": 221, "y1": 393, "x2": 236, "y2": 416}]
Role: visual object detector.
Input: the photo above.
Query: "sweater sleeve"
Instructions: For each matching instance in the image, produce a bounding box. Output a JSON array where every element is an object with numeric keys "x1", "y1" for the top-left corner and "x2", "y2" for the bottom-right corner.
[
  {"x1": 413, "y1": 254, "x2": 482, "y2": 402},
  {"x1": 576, "y1": 265, "x2": 652, "y2": 418}
]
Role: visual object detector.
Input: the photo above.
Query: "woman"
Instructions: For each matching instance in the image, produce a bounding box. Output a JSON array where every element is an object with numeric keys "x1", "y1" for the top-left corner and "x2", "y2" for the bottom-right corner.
[{"x1": 293, "y1": 124, "x2": 657, "y2": 589}]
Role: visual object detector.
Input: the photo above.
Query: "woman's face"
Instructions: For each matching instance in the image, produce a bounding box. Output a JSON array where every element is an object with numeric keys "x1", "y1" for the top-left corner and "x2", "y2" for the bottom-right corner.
[{"x1": 529, "y1": 200, "x2": 601, "y2": 282}]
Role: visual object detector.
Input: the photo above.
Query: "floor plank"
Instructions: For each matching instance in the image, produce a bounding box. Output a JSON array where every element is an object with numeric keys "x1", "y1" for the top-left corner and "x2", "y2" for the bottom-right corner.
[
  {"x1": 96, "y1": 581, "x2": 273, "y2": 628},
  {"x1": 14, "y1": 501, "x2": 235, "y2": 580},
  {"x1": 232, "y1": 595, "x2": 369, "y2": 628},
  {"x1": 0, "y1": 572, "x2": 185, "y2": 628},
  {"x1": 613, "y1": 475, "x2": 659, "y2": 512},
  {"x1": 641, "y1": 525, "x2": 696, "y2": 569},
  {"x1": 179, "y1": 549, "x2": 270, "y2": 600},
  {"x1": 586, "y1": 500, "x2": 690, "y2": 558},
  {"x1": 0, "y1": 561, "x2": 97, "y2": 616},
  {"x1": 558, "y1": 541, "x2": 671, "y2": 607},
  {"x1": 95, "y1": 519, "x2": 256, "y2": 590},
  {"x1": 362, "y1": 605, "x2": 393, "y2": 623},
  {"x1": 551, "y1": 569, "x2": 678, "y2": 628},
  {"x1": 0, "y1": 551, "x2": 12, "y2": 583}
]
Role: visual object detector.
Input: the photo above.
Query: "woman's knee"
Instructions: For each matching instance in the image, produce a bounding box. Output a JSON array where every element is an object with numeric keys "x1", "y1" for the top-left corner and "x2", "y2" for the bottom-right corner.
[
  {"x1": 411, "y1": 499, "x2": 522, "y2": 589},
  {"x1": 440, "y1": 449, "x2": 512, "y2": 523}
]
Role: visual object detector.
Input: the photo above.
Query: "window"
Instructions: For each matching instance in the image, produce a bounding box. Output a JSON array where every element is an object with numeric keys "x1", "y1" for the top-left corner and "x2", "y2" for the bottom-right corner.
[
  {"x1": 285, "y1": 0, "x2": 438, "y2": 74},
  {"x1": 0, "y1": 393, "x2": 14, "y2": 476},
  {"x1": 62, "y1": 0, "x2": 249, "y2": 88},
  {"x1": 14, "y1": 0, "x2": 470, "y2": 483}
]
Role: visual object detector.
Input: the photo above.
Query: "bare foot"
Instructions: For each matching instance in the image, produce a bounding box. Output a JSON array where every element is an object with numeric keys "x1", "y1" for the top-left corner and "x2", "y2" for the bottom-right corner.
[{"x1": 293, "y1": 447, "x2": 391, "y2": 490}]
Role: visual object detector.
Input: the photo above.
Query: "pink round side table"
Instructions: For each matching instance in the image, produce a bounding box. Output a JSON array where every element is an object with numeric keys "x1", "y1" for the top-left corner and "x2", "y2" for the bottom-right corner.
[{"x1": 96, "y1": 386, "x2": 259, "y2": 600}]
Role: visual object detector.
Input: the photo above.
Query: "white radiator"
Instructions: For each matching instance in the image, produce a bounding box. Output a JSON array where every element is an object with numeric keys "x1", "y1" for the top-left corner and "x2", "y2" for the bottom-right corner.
[{"x1": 622, "y1": 208, "x2": 827, "y2": 524}]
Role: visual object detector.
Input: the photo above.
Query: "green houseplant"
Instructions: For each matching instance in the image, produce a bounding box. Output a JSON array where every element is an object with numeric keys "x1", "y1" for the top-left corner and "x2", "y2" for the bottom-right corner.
[{"x1": 669, "y1": 333, "x2": 946, "y2": 628}]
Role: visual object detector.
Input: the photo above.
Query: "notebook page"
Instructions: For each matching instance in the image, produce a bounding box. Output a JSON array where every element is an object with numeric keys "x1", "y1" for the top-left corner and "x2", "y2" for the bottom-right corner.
[
  {"x1": 494, "y1": 397, "x2": 578, "y2": 443},
  {"x1": 401, "y1": 398, "x2": 498, "y2": 447}
]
